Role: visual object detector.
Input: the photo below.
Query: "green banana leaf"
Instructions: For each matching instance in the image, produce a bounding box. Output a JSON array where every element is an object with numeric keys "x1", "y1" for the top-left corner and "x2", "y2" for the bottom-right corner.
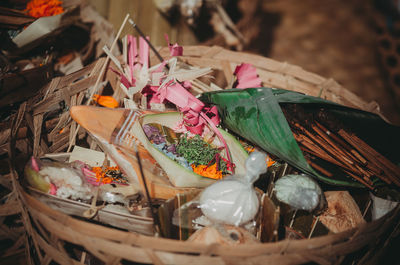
[{"x1": 200, "y1": 87, "x2": 400, "y2": 188}]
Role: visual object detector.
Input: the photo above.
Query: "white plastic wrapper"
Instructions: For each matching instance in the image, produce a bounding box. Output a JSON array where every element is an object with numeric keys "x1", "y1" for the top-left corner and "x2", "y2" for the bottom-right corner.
[
  {"x1": 199, "y1": 179, "x2": 259, "y2": 226},
  {"x1": 370, "y1": 192, "x2": 399, "y2": 220},
  {"x1": 274, "y1": 174, "x2": 324, "y2": 212},
  {"x1": 35, "y1": 159, "x2": 95, "y2": 201},
  {"x1": 173, "y1": 151, "x2": 268, "y2": 228},
  {"x1": 99, "y1": 191, "x2": 129, "y2": 205}
]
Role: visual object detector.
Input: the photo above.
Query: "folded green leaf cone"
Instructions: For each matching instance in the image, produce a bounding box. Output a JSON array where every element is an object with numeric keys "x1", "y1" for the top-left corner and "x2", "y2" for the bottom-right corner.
[{"x1": 200, "y1": 87, "x2": 400, "y2": 188}]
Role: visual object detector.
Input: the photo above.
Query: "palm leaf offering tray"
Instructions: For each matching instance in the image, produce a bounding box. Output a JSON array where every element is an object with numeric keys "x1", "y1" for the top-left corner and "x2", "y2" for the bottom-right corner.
[
  {"x1": 27, "y1": 186, "x2": 154, "y2": 235},
  {"x1": 71, "y1": 107, "x2": 248, "y2": 189},
  {"x1": 2, "y1": 13, "x2": 400, "y2": 265}
]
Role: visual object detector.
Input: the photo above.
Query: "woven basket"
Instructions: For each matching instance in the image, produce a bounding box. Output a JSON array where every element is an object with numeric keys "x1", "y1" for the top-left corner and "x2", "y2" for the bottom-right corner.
[
  {"x1": 10, "y1": 46, "x2": 400, "y2": 265},
  {"x1": 12, "y1": 181, "x2": 400, "y2": 265}
]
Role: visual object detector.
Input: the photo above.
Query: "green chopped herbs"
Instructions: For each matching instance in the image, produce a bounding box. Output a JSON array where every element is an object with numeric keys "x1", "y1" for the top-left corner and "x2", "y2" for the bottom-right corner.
[
  {"x1": 176, "y1": 135, "x2": 219, "y2": 165},
  {"x1": 176, "y1": 134, "x2": 229, "y2": 173},
  {"x1": 144, "y1": 124, "x2": 232, "y2": 178}
]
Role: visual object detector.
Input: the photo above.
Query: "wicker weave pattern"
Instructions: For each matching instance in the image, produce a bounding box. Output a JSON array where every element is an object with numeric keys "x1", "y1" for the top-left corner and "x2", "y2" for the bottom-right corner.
[
  {"x1": 13, "y1": 182, "x2": 400, "y2": 265},
  {"x1": 5, "y1": 46, "x2": 400, "y2": 264}
]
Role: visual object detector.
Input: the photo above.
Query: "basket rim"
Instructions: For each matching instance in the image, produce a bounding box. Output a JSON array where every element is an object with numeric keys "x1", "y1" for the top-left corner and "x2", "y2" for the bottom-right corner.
[
  {"x1": 18, "y1": 181, "x2": 400, "y2": 257},
  {"x1": 8, "y1": 44, "x2": 399, "y2": 264},
  {"x1": 154, "y1": 45, "x2": 389, "y2": 124}
]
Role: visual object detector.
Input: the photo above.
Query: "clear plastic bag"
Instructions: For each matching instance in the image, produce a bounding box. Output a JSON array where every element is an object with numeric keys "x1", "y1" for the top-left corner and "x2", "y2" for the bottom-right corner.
[
  {"x1": 24, "y1": 157, "x2": 95, "y2": 201},
  {"x1": 370, "y1": 192, "x2": 399, "y2": 220},
  {"x1": 273, "y1": 174, "x2": 325, "y2": 212},
  {"x1": 172, "y1": 151, "x2": 268, "y2": 228},
  {"x1": 99, "y1": 190, "x2": 129, "y2": 205}
]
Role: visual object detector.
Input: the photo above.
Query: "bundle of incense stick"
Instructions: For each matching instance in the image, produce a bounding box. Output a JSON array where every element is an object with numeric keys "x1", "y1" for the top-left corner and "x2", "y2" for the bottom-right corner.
[{"x1": 285, "y1": 110, "x2": 400, "y2": 190}]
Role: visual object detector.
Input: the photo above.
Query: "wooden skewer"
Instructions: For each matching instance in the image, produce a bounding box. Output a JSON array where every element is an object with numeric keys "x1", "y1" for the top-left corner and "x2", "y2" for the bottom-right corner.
[
  {"x1": 355, "y1": 164, "x2": 390, "y2": 185},
  {"x1": 373, "y1": 173, "x2": 392, "y2": 185},
  {"x1": 301, "y1": 143, "x2": 362, "y2": 178},
  {"x1": 128, "y1": 18, "x2": 165, "y2": 65},
  {"x1": 315, "y1": 122, "x2": 348, "y2": 148},
  {"x1": 294, "y1": 123, "x2": 355, "y2": 166},
  {"x1": 134, "y1": 144, "x2": 162, "y2": 237},
  {"x1": 298, "y1": 137, "x2": 358, "y2": 174},
  {"x1": 311, "y1": 124, "x2": 365, "y2": 166},
  {"x1": 315, "y1": 122, "x2": 368, "y2": 165},
  {"x1": 312, "y1": 122, "x2": 367, "y2": 169},
  {"x1": 312, "y1": 124, "x2": 348, "y2": 157},
  {"x1": 308, "y1": 216, "x2": 320, "y2": 239},
  {"x1": 302, "y1": 130, "x2": 360, "y2": 173},
  {"x1": 338, "y1": 129, "x2": 399, "y2": 174},
  {"x1": 295, "y1": 130, "x2": 375, "y2": 188},
  {"x1": 306, "y1": 159, "x2": 333, "y2": 177},
  {"x1": 314, "y1": 124, "x2": 396, "y2": 186},
  {"x1": 343, "y1": 170, "x2": 374, "y2": 190},
  {"x1": 294, "y1": 134, "x2": 330, "y2": 157},
  {"x1": 291, "y1": 119, "x2": 398, "y2": 188},
  {"x1": 350, "y1": 149, "x2": 368, "y2": 165},
  {"x1": 338, "y1": 129, "x2": 400, "y2": 187},
  {"x1": 306, "y1": 130, "x2": 393, "y2": 187},
  {"x1": 314, "y1": 124, "x2": 388, "y2": 184},
  {"x1": 354, "y1": 166, "x2": 375, "y2": 186},
  {"x1": 299, "y1": 144, "x2": 340, "y2": 167},
  {"x1": 314, "y1": 135, "x2": 352, "y2": 165},
  {"x1": 303, "y1": 141, "x2": 374, "y2": 188}
]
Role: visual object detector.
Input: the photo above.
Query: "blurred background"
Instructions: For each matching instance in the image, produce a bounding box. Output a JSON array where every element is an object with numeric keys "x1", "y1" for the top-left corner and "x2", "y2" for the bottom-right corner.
[{"x1": 1, "y1": 0, "x2": 400, "y2": 122}]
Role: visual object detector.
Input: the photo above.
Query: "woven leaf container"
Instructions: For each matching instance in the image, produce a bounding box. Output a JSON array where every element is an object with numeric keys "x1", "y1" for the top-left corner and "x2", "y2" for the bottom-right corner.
[{"x1": 9, "y1": 46, "x2": 400, "y2": 265}]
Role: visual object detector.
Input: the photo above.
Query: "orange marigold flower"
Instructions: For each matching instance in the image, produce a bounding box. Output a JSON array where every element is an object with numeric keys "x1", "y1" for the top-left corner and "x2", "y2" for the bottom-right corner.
[
  {"x1": 102, "y1": 177, "x2": 112, "y2": 184},
  {"x1": 91, "y1": 166, "x2": 121, "y2": 184},
  {"x1": 26, "y1": 0, "x2": 64, "y2": 18},
  {"x1": 267, "y1": 158, "x2": 276, "y2": 168},
  {"x1": 93, "y1": 94, "x2": 119, "y2": 108},
  {"x1": 192, "y1": 163, "x2": 222, "y2": 180}
]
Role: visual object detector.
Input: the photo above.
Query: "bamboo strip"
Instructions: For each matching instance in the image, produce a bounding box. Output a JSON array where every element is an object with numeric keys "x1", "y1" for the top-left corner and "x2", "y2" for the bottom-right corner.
[
  {"x1": 67, "y1": 14, "x2": 130, "y2": 152},
  {"x1": 0, "y1": 225, "x2": 24, "y2": 241},
  {"x1": 0, "y1": 173, "x2": 12, "y2": 190},
  {"x1": 0, "y1": 199, "x2": 20, "y2": 216},
  {"x1": 48, "y1": 113, "x2": 70, "y2": 141},
  {"x1": 33, "y1": 230, "x2": 83, "y2": 265},
  {"x1": 30, "y1": 208, "x2": 224, "y2": 265},
  {"x1": 33, "y1": 76, "x2": 97, "y2": 115},
  {"x1": 1, "y1": 238, "x2": 25, "y2": 258},
  {"x1": 20, "y1": 187, "x2": 362, "y2": 257}
]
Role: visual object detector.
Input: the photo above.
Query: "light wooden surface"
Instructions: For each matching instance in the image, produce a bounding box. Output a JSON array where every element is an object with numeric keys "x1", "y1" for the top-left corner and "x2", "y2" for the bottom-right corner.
[{"x1": 88, "y1": 0, "x2": 198, "y2": 45}]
